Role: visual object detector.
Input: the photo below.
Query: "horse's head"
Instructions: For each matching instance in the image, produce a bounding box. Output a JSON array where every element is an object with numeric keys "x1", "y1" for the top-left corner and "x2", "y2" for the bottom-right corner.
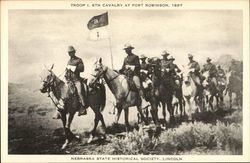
[
  {"x1": 89, "y1": 58, "x2": 107, "y2": 87},
  {"x1": 202, "y1": 71, "x2": 210, "y2": 87},
  {"x1": 40, "y1": 64, "x2": 55, "y2": 93},
  {"x1": 182, "y1": 66, "x2": 191, "y2": 85}
]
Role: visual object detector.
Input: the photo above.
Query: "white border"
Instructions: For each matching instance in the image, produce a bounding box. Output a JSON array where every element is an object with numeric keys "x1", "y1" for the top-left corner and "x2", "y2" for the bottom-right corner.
[{"x1": 1, "y1": 0, "x2": 249, "y2": 162}]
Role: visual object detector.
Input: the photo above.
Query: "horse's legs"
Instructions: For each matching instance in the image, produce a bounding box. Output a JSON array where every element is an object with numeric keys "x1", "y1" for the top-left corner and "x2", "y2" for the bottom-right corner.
[
  {"x1": 166, "y1": 99, "x2": 174, "y2": 123},
  {"x1": 229, "y1": 92, "x2": 232, "y2": 109},
  {"x1": 161, "y1": 102, "x2": 166, "y2": 123},
  {"x1": 183, "y1": 98, "x2": 186, "y2": 116},
  {"x1": 66, "y1": 113, "x2": 75, "y2": 139},
  {"x1": 124, "y1": 107, "x2": 129, "y2": 132},
  {"x1": 185, "y1": 98, "x2": 191, "y2": 120},
  {"x1": 99, "y1": 112, "x2": 106, "y2": 131},
  {"x1": 88, "y1": 110, "x2": 100, "y2": 144},
  {"x1": 179, "y1": 97, "x2": 183, "y2": 117},
  {"x1": 136, "y1": 104, "x2": 148, "y2": 125},
  {"x1": 209, "y1": 95, "x2": 214, "y2": 112},
  {"x1": 215, "y1": 95, "x2": 219, "y2": 109},
  {"x1": 150, "y1": 100, "x2": 159, "y2": 125},
  {"x1": 60, "y1": 112, "x2": 68, "y2": 150},
  {"x1": 92, "y1": 112, "x2": 100, "y2": 136},
  {"x1": 115, "y1": 107, "x2": 123, "y2": 124}
]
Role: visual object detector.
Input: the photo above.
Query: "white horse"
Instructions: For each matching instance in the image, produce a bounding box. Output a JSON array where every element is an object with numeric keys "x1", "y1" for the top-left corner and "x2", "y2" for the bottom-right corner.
[{"x1": 182, "y1": 67, "x2": 203, "y2": 121}]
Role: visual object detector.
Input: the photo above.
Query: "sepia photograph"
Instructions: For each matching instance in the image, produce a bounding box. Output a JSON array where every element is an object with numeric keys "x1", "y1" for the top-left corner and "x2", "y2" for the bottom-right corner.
[{"x1": 1, "y1": 0, "x2": 249, "y2": 162}]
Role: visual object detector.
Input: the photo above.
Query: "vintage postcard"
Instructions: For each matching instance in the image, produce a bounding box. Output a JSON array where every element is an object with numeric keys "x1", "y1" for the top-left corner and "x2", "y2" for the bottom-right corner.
[{"x1": 1, "y1": 0, "x2": 249, "y2": 162}]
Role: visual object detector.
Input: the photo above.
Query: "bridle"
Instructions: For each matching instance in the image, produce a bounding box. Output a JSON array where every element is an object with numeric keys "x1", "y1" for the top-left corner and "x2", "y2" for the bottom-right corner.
[
  {"x1": 91, "y1": 64, "x2": 119, "y2": 85},
  {"x1": 41, "y1": 72, "x2": 56, "y2": 94}
]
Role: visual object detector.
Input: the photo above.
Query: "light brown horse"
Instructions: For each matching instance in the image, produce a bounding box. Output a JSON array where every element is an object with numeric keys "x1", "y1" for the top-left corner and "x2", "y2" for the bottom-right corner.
[
  {"x1": 89, "y1": 58, "x2": 148, "y2": 132},
  {"x1": 40, "y1": 64, "x2": 106, "y2": 149},
  {"x1": 182, "y1": 67, "x2": 203, "y2": 121}
]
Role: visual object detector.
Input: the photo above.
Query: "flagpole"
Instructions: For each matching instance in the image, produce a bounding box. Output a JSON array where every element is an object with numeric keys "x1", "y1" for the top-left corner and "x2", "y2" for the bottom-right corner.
[{"x1": 108, "y1": 37, "x2": 114, "y2": 69}]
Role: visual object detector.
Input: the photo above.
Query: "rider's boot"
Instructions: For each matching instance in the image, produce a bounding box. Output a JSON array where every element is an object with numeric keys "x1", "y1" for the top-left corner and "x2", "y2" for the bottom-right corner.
[{"x1": 76, "y1": 82, "x2": 88, "y2": 116}]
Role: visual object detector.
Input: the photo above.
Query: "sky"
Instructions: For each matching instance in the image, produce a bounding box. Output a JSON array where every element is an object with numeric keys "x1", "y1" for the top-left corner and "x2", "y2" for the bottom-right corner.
[{"x1": 8, "y1": 10, "x2": 243, "y2": 83}]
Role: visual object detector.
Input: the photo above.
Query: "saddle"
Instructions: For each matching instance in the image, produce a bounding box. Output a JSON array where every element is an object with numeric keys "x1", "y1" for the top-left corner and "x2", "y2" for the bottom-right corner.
[{"x1": 66, "y1": 77, "x2": 89, "y2": 103}]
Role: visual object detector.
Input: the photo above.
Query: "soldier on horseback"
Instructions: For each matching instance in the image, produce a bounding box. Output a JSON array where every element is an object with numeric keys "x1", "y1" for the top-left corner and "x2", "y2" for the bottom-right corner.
[
  {"x1": 65, "y1": 46, "x2": 88, "y2": 116},
  {"x1": 119, "y1": 44, "x2": 149, "y2": 108},
  {"x1": 217, "y1": 65, "x2": 226, "y2": 86},
  {"x1": 139, "y1": 54, "x2": 152, "y2": 90},
  {"x1": 160, "y1": 50, "x2": 170, "y2": 73},
  {"x1": 201, "y1": 57, "x2": 218, "y2": 87},
  {"x1": 187, "y1": 54, "x2": 204, "y2": 88}
]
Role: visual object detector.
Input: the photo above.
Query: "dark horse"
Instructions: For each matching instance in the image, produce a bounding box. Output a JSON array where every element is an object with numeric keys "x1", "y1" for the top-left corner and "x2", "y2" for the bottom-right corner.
[
  {"x1": 160, "y1": 71, "x2": 175, "y2": 124},
  {"x1": 173, "y1": 72, "x2": 186, "y2": 117},
  {"x1": 89, "y1": 58, "x2": 148, "y2": 132},
  {"x1": 225, "y1": 70, "x2": 243, "y2": 109},
  {"x1": 148, "y1": 57, "x2": 174, "y2": 125},
  {"x1": 40, "y1": 64, "x2": 106, "y2": 149}
]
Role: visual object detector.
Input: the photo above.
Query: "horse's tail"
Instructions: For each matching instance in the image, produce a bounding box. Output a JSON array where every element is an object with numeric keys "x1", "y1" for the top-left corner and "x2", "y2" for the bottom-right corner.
[{"x1": 99, "y1": 84, "x2": 106, "y2": 112}]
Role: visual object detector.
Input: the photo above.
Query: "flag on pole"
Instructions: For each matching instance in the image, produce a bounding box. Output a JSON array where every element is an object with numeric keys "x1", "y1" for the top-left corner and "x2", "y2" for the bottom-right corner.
[
  {"x1": 87, "y1": 12, "x2": 108, "y2": 30},
  {"x1": 87, "y1": 12, "x2": 109, "y2": 41}
]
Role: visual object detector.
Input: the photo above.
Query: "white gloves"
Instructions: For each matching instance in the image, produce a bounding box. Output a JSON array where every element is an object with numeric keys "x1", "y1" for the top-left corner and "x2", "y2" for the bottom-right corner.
[
  {"x1": 67, "y1": 65, "x2": 76, "y2": 72},
  {"x1": 125, "y1": 65, "x2": 135, "y2": 71}
]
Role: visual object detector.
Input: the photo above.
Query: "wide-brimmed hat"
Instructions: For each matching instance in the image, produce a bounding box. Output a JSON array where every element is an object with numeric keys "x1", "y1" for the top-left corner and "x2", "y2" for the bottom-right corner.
[
  {"x1": 188, "y1": 53, "x2": 193, "y2": 58},
  {"x1": 207, "y1": 57, "x2": 212, "y2": 61},
  {"x1": 161, "y1": 50, "x2": 170, "y2": 56},
  {"x1": 168, "y1": 56, "x2": 175, "y2": 61},
  {"x1": 68, "y1": 46, "x2": 76, "y2": 52},
  {"x1": 140, "y1": 54, "x2": 147, "y2": 59},
  {"x1": 123, "y1": 43, "x2": 134, "y2": 50}
]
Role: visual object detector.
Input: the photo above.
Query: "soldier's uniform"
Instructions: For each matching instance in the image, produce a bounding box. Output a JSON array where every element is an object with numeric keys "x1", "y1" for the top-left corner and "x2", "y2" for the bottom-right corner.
[
  {"x1": 67, "y1": 56, "x2": 84, "y2": 81},
  {"x1": 201, "y1": 58, "x2": 217, "y2": 78},
  {"x1": 120, "y1": 44, "x2": 149, "y2": 108},
  {"x1": 187, "y1": 54, "x2": 203, "y2": 85},
  {"x1": 121, "y1": 53, "x2": 141, "y2": 78},
  {"x1": 217, "y1": 66, "x2": 226, "y2": 86},
  {"x1": 139, "y1": 55, "x2": 152, "y2": 90},
  {"x1": 201, "y1": 58, "x2": 218, "y2": 88},
  {"x1": 164, "y1": 56, "x2": 181, "y2": 92},
  {"x1": 66, "y1": 46, "x2": 88, "y2": 116},
  {"x1": 160, "y1": 50, "x2": 170, "y2": 76}
]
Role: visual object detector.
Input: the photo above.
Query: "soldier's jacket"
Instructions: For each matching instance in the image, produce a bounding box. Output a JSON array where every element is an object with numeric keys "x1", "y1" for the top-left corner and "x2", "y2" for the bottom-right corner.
[
  {"x1": 121, "y1": 53, "x2": 140, "y2": 76},
  {"x1": 202, "y1": 63, "x2": 217, "y2": 77},
  {"x1": 188, "y1": 60, "x2": 200, "y2": 73},
  {"x1": 165, "y1": 62, "x2": 181, "y2": 75},
  {"x1": 160, "y1": 59, "x2": 169, "y2": 71},
  {"x1": 217, "y1": 68, "x2": 226, "y2": 78},
  {"x1": 141, "y1": 62, "x2": 149, "y2": 71},
  {"x1": 67, "y1": 56, "x2": 84, "y2": 81}
]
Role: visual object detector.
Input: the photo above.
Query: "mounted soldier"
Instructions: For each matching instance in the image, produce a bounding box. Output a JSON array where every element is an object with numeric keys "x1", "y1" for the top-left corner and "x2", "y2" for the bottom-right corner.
[
  {"x1": 139, "y1": 54, "x2": 152, "y2": 91},
  {"x1": 160, "y1": 50, "x2": 170, "y2": 75},
  {"x1": 201, "y1": 57, "x2": 218, "y2": 88},
  {"x1": 164, "y1": 56, "x2": 181, "y2": 90},
  {"x1": 217, "y1": 65, "x2": 226, "y2": 86},
  {"x1": 119, "y1": 44, "x2": 149, "y2": 108},
  {"x1": 65, "y1": 46, "x2": 88, "y2": 116},
  {"x1": 187, "y1": 54, "x2": 203, "y2": 86}
]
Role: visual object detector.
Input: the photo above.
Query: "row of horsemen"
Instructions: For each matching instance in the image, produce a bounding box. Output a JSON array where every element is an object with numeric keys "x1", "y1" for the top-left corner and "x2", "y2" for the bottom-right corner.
[
  {"x1": 40, "y1": 44, "x2": 242, "y2": 148},
  {"x1": 52, "y1": 44, "x2": 242, "y2": 122}
]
